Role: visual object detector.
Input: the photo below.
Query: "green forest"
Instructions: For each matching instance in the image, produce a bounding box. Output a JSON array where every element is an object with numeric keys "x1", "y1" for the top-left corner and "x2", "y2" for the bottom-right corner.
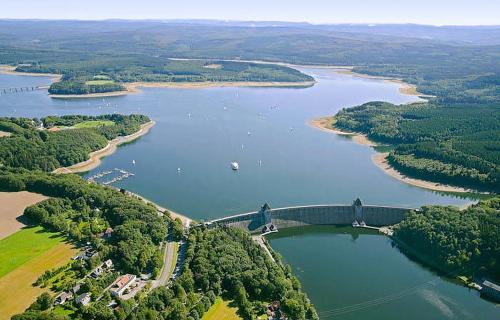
[
  {"x1": 394, "y1": 197, "x2": 500, "y2": 282},
  {"x1": 334, "y1": 102, "x2": 500, "y2": 192},
  {"x1": 0, "y1": 114, "x2": 150, "y2": 171}
]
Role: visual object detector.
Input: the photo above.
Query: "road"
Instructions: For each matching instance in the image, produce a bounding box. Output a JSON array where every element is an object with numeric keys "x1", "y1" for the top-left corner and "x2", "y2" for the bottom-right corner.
[{"x1": 152, "y1": 241, "x2": 177, "y2": 288}]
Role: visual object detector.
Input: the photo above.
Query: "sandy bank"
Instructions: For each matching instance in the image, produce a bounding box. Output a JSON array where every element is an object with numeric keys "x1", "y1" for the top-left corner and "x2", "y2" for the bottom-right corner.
[
  {"x1": 0, "y1": 131, "x2": 12, "y2": 138},
  {"x1": 372, "y1": 153, "x2": 471, "y2": 193},
  {"x1": 308, "y1": 116, "x2": 377, "y2": 146},
  {"x1": 0, "y1": 65, "x2": 62, "y2": 82},
  {"x1": 125, "y1": 80, "x2": 316, "y2": 91},
  {"x1": 332, "y1": 68, "x2": 434, "y2": 99},
  {"x1": 0, "y1": 192, "x2": 48, "y2": 239},
  {"x1": 49, "y1": 90, "x2": 129, "y2": 99},
  {"x1": 124, "y1": 190, "x2": 193, "y2": 228},
  {"x1": 53, "y1": 121, "x2": 155, "y2": 174}
]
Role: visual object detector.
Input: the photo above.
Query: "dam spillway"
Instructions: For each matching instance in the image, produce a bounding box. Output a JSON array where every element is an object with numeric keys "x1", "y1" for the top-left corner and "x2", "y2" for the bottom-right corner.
[{"x1": 206, "y1": 199, "x2": 413, "y2": 233}]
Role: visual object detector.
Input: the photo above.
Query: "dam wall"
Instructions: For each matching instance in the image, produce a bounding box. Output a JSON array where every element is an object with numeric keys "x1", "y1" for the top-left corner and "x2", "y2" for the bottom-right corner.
[{"x1": 207, "y1": 199, "x2": 412, "y2": 233}]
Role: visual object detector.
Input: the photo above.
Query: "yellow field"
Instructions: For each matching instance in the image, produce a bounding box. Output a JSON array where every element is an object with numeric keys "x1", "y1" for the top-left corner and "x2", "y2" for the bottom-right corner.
[
  {"x1": 0, "y1": 229, "x2": 77, "y2": 320},
  {"x1": 202, "y1": 298, "x2": 241, "y2": 320}
]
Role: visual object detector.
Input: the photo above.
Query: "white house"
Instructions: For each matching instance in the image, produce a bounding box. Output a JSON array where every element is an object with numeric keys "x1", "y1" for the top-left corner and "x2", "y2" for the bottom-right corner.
[{"x1": 109, "y1": 274, "x2": 136, "y2": 297}]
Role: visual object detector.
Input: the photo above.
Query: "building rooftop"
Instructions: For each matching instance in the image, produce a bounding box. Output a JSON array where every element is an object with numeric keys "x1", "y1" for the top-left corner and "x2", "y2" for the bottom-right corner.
[{"x1": 482, "y1": 280, "x2": 500, "y2": 291}]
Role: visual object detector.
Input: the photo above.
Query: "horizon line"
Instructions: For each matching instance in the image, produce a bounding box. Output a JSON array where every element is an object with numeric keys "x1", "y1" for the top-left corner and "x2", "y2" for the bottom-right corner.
[{"x1": 1, "y1": 18, "x2": 499, "y2": 28}]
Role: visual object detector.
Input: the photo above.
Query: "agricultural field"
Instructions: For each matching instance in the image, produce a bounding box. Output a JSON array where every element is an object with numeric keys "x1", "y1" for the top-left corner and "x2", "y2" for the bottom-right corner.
[
  {"x1": 0, "y1": 226, "x2": 77, "y2": 319},
  {"x1": 84, "y1": 80, "x2": 115, "y2": 85},
  {"x1": 202, "y1": 298, "x2": 241, "y2": 320},
  {"x1": 0, "y1": 191, "x2": 47, "y2": 239}
]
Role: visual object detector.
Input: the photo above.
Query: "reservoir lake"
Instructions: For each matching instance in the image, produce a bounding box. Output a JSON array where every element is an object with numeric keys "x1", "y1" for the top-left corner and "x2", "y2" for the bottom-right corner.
[{"x1": 1, "y1": 68, "x2": 497, "y2": 319}]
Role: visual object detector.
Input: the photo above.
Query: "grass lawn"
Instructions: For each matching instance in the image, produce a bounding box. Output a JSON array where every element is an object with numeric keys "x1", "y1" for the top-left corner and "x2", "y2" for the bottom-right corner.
[
  {"x1": 85, "y1": 80, "x2": 114, "y2": 85},
  {"x1": 73, "y1": 120, "x2": 115, "y2": 129},
  {"x1": 0, "y1": 226, "x2": 77, "y2": 319},
  {"x1": 53, "y1": 305, "x2": 76, "y2": 317},
  {"x1": 202, "y1": 298, "x2": 241, "y2": 320}
]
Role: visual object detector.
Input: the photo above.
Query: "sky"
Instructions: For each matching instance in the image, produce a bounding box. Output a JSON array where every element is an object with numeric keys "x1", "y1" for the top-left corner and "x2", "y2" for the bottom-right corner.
[{"x1": 2, "y1": 0, "x2": 500, "y2": 26}]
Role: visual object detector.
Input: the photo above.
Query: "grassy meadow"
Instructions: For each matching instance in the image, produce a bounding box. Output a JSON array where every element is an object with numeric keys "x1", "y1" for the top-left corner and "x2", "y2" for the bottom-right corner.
[{"x1": 73, "y1": 120, "x2": 115, "y2": 128}]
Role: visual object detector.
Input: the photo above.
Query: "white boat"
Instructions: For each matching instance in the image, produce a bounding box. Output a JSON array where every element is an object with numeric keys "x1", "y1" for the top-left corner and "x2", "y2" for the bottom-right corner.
[
  {"x1": 352, "y1": 220, "x2": 360, "y2": 227},
  {"x1": 132, "y1": 160, "x2": 136, "y2": 165},
  {"x1": 231, "y1": 162, "x2": 239, "y2": 170}
]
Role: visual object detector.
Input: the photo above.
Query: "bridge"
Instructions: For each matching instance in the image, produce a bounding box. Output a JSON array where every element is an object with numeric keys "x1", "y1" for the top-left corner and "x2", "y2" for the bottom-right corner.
[
  {"x1": 206, "y1": 199, "x2": 414, "y2": 234},
  {"x1": 0, "y1": 85, "x2": 48, "y2": 95}
]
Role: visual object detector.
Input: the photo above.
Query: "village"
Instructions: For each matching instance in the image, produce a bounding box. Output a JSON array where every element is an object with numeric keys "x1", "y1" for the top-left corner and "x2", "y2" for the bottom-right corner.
[{"x1": 49, "y1": 225, "x2": 187, "y2": 314}]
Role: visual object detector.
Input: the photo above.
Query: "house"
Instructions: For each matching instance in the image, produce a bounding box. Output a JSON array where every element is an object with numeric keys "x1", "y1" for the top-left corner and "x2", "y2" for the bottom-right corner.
[
  {"x1": 72, "y1": 283, "x2": 81, "y2": 295},
  {"x1": 481, "y1": 280, "x2": 500, "y2": 302},
  {"x1": 75, "y1": 292, "x2": 91, "y2": 306},
  {"x1": 103, "y1": 227, "x2": 113, "y2": 239},
  {"x1": 90, "y1": 266, "x2": 103, "y2": 279},
  {"x1": 55, "y1": 291, "x2": 73, "y2": 305},
  {"x1": 104, "y1": 259, "x2": 113, "y2": 268},
  {"x1": 110, "y1": 274, "x2": 136, "y2": 297}
]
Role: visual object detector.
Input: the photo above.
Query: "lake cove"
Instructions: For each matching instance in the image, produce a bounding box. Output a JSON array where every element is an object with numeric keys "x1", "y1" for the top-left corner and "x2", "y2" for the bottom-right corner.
[{"x1": 0, "y1": 67, "x2": 491, "y2": 319}]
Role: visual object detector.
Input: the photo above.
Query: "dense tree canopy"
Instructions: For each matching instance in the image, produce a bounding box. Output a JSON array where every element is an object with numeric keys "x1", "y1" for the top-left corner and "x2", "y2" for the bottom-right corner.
[
  {"x1": 132, "y1": 226, "x2": 318, "y2": 320},
  {"x1": 394, "y1": 197, "x2": 500, "y2": 281},
  {"x1": 334, "y1": 102, "x2": 500, "y2": 192}
]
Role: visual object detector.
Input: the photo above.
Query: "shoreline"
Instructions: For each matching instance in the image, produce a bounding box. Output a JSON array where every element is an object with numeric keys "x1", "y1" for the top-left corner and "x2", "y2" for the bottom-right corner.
[
  {"x1": 308, "y1": 116, "x2": 470, "y2": 193},
  {"x1": 308, "y1": 116, "x2": 377, "y2": 146},
  {"x1": 53, "y1": 120, "x2": 155, "y2": 174},
  {"x1": 331, "y1": 68, "x2": 434, "y2": 99},
  {"x1": 47, "y1": 80, "x2": 316, "y2": 99},
  {"x1": 372, "y1": 153, "x2": 472, "y2": 193},
  {"x1": 0, "y1": 65, "x2": 62, "y2": 82},
  {"x1": 168, "y1": 58, "x2": 430, "y2": 100},
  {"x1": 49, "y1": 90, "x2": 129, "y2": 99}
]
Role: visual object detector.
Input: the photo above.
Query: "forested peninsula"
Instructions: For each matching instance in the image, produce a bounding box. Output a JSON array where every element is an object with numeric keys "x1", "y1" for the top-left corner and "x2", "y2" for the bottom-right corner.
[
  {"x1": 333, "y1": 101, "x2": 499, "y2": 192},
  {"x1": 0, "y1": 114, "x2": 150, "y2": 171},
  {"x1": 13, "y1": 60, "x2": 314, "y2": 96}
]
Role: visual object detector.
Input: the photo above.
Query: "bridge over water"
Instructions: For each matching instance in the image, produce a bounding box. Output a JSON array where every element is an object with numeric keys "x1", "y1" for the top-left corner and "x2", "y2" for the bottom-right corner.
[
  {"x1": 0, "y1": 85, "x2": 48, "y2": 95},
  {"x1": 206, "y1": 199, "x2": 414, "y2": 234}
]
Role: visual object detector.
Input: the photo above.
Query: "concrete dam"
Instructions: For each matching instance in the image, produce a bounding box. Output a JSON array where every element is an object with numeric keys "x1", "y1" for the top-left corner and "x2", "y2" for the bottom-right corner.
[{"x1": 206, "y1": 199, "x2": 414, "y2": 234}]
